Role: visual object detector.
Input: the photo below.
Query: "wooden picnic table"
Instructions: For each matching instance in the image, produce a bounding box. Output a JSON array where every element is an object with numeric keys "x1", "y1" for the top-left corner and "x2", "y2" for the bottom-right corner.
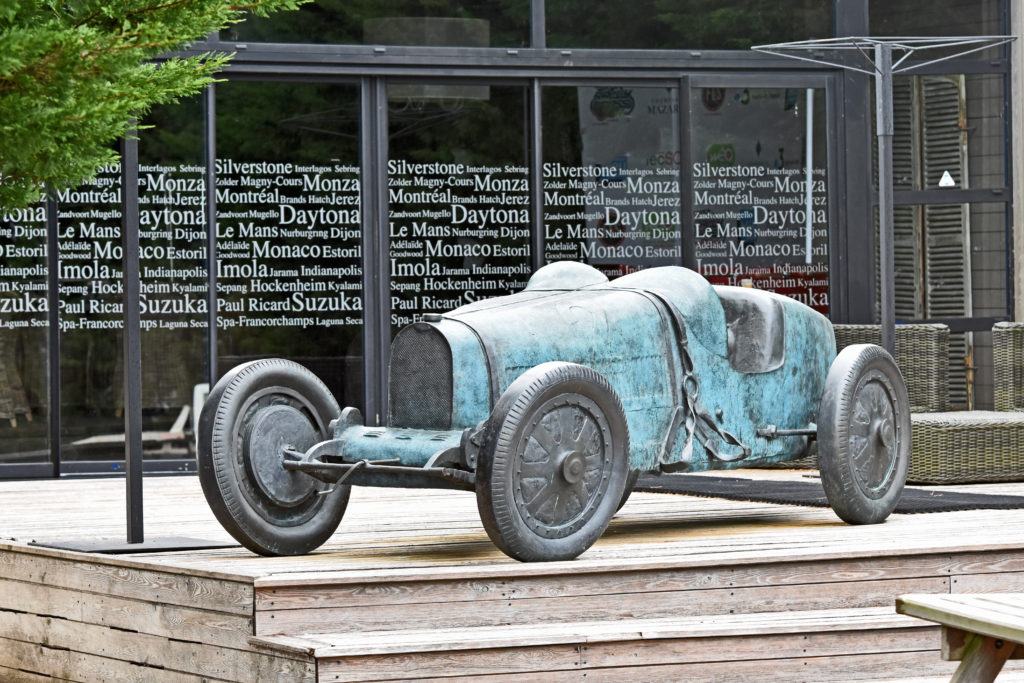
[{"x1": 897, "y1": 594, "x2": 1024, "y2": 682}]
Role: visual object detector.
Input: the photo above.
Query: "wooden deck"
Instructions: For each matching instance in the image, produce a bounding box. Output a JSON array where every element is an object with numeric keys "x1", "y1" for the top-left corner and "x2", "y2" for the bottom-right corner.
[{"x1": 3, "y1": 471, "x2": 1024, "y2": 681}]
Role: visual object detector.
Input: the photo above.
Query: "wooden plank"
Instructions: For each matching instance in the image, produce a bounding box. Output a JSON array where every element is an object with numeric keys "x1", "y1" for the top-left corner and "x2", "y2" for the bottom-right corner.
[
  {"x1": 254, "y1": 607, "x2": 925, "y2": 658},
  {"x1": 0, "y1": 577, "x2": 253, "y2": 650},
  {"x1": 0, "y1": 665, "x2": 56, "y2": 682},
  {"x1": 0, "y1": 636, "x2": 225, "y2": 683},
  {"x1": 258, "y1": 576, "x2": 950, "y2": 636},
  {"x1": 391, "y1": 651, "x2": 955, "y2": 682},
  {"x1": 954, "y1": 571, "x2": 1024, "y2": 593},
  {"x1": 249, "y1": 534, "x2": 1024, "y2": 591},
  {"x1": 316, "y1": 635, "x2": 949, "y2": 682},
  {"x1": 0, "y1": 546, "x2": 253, "y2": 615},
  {"x1": 0, "y1": 610, "x2": 314, "y2": 683},
  {"x1": 254, "y1": 551, "x2": 979, "y2": 614}
]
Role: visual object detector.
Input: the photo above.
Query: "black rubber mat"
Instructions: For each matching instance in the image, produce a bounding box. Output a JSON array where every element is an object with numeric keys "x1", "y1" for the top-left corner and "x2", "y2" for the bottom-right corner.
[{"x1": 635, "y1": 474, "x2": 1024, "y2": 513}]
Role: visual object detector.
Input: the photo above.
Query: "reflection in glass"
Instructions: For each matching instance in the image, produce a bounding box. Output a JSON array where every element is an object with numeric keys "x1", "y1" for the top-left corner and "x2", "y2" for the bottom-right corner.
[
  {"x1": 0, "y1": 200, "x2": 48, "y2": 465},
  {"x1": 542, "y1": 86, "x2": 681, "y2": 280},
  {"x1": 547, "y1": 0, "x2": 830, "y2": 50},
  {"x1": 690, "y1": 87, "x2": 829, "y2": 314},
  {"x1": 871, "y1": 0, "x2": 1003, "y2": 39},
  {"x1": 216, "y1": 82, "x2": 364, "y2": 411},
  {"x1": 387, "y1": 84, "x2": 531, "y2": 334},
  {"x1": 226, "y1": 0, "x2": 528, "y2": 48}
]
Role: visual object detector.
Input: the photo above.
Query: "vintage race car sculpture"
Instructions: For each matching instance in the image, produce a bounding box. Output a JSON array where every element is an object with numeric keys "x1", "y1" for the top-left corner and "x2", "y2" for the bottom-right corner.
[{"x1": 198, "y1": 262, "x2": 910, "y2": 562}]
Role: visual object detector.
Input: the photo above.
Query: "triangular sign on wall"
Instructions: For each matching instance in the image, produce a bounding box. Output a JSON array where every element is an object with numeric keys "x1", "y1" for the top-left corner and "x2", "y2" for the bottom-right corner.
[{"x1": 939, "y1": 170, "x2": 956, "y2": 187}]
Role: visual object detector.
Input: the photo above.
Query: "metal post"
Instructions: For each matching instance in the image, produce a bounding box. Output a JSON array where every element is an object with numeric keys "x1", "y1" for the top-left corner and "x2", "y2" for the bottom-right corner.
[
  {"x1": 529, "y1": 79, "x2": 544, "y2": 273},
  {"x1": 804, "y1": 88, "x2": 814, "y2": 265},
  {"x1": 360, "y1": 78, "x2": 391, "y2": 426},
  {"x1": 121, "y1": 131, "x2": 144, "y2": 543},
  {"x1": 46, "y1": 192, "x2": 61, "y2": 477},
  {"x1": 678, "y1": 76, "x2": 695, "y2": 269},
  {"x1": 373, "y1": 80, "x2": 391, "y2": 425},
  {"x1": 204, "y1": 85, "x2": 219, "y2": 387},
  {"x1": 530, "y1": 0, "x2": 545, "y2": 49},
  {"x1": 875, "y1": 43, "x2": 896, "y2": 356}
]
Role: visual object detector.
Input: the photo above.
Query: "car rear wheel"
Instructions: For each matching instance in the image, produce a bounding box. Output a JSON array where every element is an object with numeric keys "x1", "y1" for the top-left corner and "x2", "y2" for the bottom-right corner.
[
  {"x1": 197, "y1": 359, "x2": 349, "y2": 555},
  {"x1": 476, "y1": 362, "x2": 629, "y2": 562},
  {"x1": 818, "y1": 344, "x2": 909, "y2": 524}
]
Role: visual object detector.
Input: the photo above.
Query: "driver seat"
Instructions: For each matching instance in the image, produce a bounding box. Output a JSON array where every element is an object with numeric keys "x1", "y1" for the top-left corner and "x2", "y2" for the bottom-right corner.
[{"x1": 713, "y1": 286, "x2": 786, "y2": 374}]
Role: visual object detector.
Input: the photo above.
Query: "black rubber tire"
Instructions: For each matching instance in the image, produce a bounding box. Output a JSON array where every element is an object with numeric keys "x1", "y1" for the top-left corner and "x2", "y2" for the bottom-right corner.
[
  {"x1": 476, "y1": 362, "x2": 629, "y2": 562},
  {"x1": 616, "y1": 470, "x2": 641, "y2": 512},
  {"x1": 197, "y1": 359, "x2": 349, "y2": 555},
  {"x1": 818, "y1": 344, "x2": 910, "y2": 525}
]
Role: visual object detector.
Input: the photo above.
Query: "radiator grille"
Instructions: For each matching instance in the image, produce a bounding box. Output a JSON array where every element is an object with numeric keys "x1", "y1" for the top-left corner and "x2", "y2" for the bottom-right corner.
[{"x1": 388, "y1": 323, "x2": 453, "y2": 429}]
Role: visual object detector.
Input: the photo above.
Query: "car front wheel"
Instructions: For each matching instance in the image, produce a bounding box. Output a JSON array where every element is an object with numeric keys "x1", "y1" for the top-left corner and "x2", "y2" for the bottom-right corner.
[{"x1": 475, "y1": 362, "x2": 629, "y2": 562}]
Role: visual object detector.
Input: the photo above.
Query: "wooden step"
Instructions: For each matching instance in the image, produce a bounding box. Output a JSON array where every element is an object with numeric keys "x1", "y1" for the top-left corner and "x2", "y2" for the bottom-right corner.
[
  {"x1": 253, "y1": 606, "x2": 975, "y2": 681},
  {"x1": 251, "y1": 544, "x2": 1024, "y2": 637}
]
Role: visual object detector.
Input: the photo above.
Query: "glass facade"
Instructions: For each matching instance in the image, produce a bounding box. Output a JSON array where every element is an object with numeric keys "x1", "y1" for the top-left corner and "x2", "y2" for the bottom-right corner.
[
  {"x1": 0, "y1": 199, "x2": 48, "y2": 466},
  {"x1": 690, "y1": 86, "x2": 829, "y2": 313},
  {"x1": 215, "y1": 81, "x2": 364, "y2": 410},
  {"x1": 546, "y1": 0, "x2": 832, "y2": 50},
  {"x1": 0, "y1": 0, "x2": 1014, "y2": 475},
  {"x1": 541, "y1": 85, "x2": 682, "y2": 278},
  {"x1": 387, "y1": 83, "x2": 531, "y2": 332},
  {"x1": 227, "y1": 0, "x2": 530, "y2": 47}
]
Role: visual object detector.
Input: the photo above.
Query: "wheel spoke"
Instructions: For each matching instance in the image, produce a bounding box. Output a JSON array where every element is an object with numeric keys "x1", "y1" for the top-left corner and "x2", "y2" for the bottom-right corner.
[
  {"x1": 529, "y1": 421, "x2": 559, "y2": 456},
  {"x1": 849, "y1": 380, "x2": 896, "y2": 490},
  {"x1": 558, "y1": 405, "x2": 578, "y2": 445},
  {"x1": 524, "y1": 475, "x2": 558, "y2": 509}
]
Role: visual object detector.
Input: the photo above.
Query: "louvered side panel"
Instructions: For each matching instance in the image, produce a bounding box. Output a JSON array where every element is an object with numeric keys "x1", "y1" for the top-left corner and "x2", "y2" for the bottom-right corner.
[
  {"x1": 921, "y1": 76, "x2": 972, "y2": 409},
  {"x1": 878, "y1": 79, "x2": 923, "y2": 320}
]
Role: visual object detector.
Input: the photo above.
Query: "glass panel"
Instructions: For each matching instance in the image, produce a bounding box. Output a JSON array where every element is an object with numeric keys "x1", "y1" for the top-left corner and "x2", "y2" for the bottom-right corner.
[
  {"x1": 216, "y1": 81, "x2": 364, "y2": 411},
  {"x1": 871, "y1": 0, "x2": 1004, "y2": 37},
  {"x1": 690, "y1": 86, "x2": 830, "y2": 315},
  {"x1": 55, "y1": 101, "x2": 208, "y2": 465},
  {"x1": 136, "y1": 99, "x2": 208, "y2": 462},
  {"x1": 0, "y1": 199, "x2": 49, "y2": 466},
  {"x1": 227, "y1": 0, "x2": 529, "y2": 48},
  {"x1": 541, "y1": 85, "x2": 682, "y2": 280},
  {"x1": 547, "y1": 0, "x2": 831, "y2": 50},
  {"x1": 387, "y1": 84, "x2": 532, "y2": 334},
  {"x1": 56, "y1": 165, "x2": 128, "y2": 462}
]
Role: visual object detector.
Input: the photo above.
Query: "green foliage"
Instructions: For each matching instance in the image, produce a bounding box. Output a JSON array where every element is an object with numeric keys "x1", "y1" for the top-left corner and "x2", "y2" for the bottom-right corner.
[{"x1": 0, "y1": 0, "x2": 307, "y2": 208}]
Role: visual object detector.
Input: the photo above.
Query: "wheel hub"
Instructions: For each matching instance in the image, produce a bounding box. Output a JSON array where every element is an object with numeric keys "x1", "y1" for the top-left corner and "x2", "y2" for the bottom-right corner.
[
  {"x1": 560, "y1": 450, "x2": 586, "y2": 484},
  {"x1": 874, "y1": 417, "x2": 895, "y2": 449},
  {"x1": 244, "y1": 404, "x2": 319, "y2": 507}
]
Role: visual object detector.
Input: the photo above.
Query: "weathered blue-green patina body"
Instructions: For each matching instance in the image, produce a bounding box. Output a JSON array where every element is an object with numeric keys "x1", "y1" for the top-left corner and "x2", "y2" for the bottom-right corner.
[{"x1": 321, "y1": 261, "x2": 835, "y2": 485}]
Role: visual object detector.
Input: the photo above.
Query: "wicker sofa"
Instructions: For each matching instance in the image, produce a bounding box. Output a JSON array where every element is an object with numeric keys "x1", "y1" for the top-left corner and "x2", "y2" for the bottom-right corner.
[{"x1": 909, "y1": 322, "x2": 1024, "y2": 484}]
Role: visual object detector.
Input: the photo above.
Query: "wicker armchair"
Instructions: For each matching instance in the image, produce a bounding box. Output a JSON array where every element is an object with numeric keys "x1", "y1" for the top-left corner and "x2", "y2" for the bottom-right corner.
[
  {"x1": 993, "y1": 322, "x2": 1024, "y2": 412},
  {"x1": 833, "y1": 324, "x2": 949, "y2": 413},
  {"x1": 767, "y1": 323, "x2": 950, "y2": 470}
]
